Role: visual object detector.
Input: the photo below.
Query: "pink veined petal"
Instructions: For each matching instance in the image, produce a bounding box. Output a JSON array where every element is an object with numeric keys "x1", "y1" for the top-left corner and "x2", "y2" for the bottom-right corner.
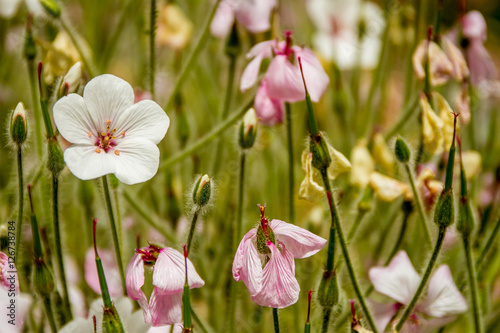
[
  {"x1": 369, "y1": 300, "x2": 399, "y2": 333},
  {"x1": 53, "y1": 93, "x2": 95, "y2": 145},
  {"x1": 147, "y1": 324, "x2": 184, "y2": 333},
  {"x1": 294, "y1": 47, "x2": 330, "y2": 102},
  {"x1": 149, "y1": 289, "x2": 183, "y2": 326},
  {"x1": 419, "y1": 265, "x2": 468, "y2": 317},
  {"x1": 251, "y1": 242, "x2": 300, "y2": 308},
  {"x1": 241, "y1": 54, "x2": 266, "y2": 92},
  {"x1": 83, "y1": 74, "x2": 135, "y2": 130},
  {"x1": 113, "y1": 100, "x2": 170, "y2": 145},
  {"x1": 85, "y1": 248, "x2": 122, "y2": 297},
  {"x1": 114, "y1": 137, "x2": 160, "y2": 185},
  {"x1": 270, "y1": 219, "x2": 327, "y2": 259},
  {"x1": 369, "y1": 251, "x2": 421, "y2": 305},
  {"x1": 152, "y1": 248, "x2": 204, "y2": 295},
  {"x1": 0, "y1": 251, "x2": 16, "y2": 291},
  {"x1": 254, "y1": 80, "x2": 284, "y2": 126},
  {"x1": 265, "y1": 55, "x2": 305, "y2": 102},
  {"x1": 210, "y1": 0, "x2": 235, "y2": 38},
  {"x1": 235, "y1": 0, "x2": 276, "y2": 33},
  {"x1": 232, "y1": 229, "x2": 263, "y2": 296},
  {"x1": 461, "y1": 10, "x2": 487, "y2": 41},
  {"x1": 247, "y1": 40, "x2": 275, "y2": 59},
  {"x1": 63, "y1": 144, "x2": 117, "y2": 181},
  {"x1": 125, "y1": 253, "x2": 151, "y2": 322}
]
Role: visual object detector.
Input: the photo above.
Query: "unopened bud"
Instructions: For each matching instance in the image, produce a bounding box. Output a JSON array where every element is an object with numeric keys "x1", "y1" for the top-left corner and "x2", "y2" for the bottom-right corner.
[
  {"x1": 10, "y1": 102, "x2": 28, "y2": 145},
  {"x1": 102, "y1": 306, "x2": 125, "y2": 333},
  {"x1": 394, "y1": 137, "x2": 411, "y2": 163},
  {"x1": 239, "y1": 108, "x2": 257, "y2": 149},
  {"x1": 225, "y1": 22, "x2": 241, "y2": 58},
  {"x1": 46, "y1": 139, "x2": 65, "y2": 176},
  {"x1": 434, "y1": 189, "x2": 454, "y2": 228},
  {"x1": 192, "y1": 174, "x2": 211, "y2": 207},
  {"x1": 59, "y1": 62, "x2": 82, "y2": 96},
  {"x1": 317, "y1": 271, "x2": 339, "y2": 308},
  {"x1": 40, "y1": 0, "x2": 61, "y2": 18},
  {"x1": 310, "y1": 134, "x2": 332, "y2": 171}
]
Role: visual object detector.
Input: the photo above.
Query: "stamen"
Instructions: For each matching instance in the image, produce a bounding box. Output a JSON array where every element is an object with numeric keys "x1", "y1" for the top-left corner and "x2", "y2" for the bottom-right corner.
[
  {"x1": 95, "y1": 148, "x2": 101, "y2": 153},
  {"x1": 106, "y1": 125, "x2": 110, "y2": 130},
  {"x1": 104, "y1": 136, "x2": 109, "y2": 141},
  {"x1": 88, "y1": 131, "x2": 92, "y2": 138},
  {"x1": 112, "y1": 128, "x2": 116, "y2": 132},
  {"x1": 121, "y1": 131, "x2": 125, "y2": 136},
  {"x1": 114, "y1": 150, "x2": 120, "y2": 156},
  {"x1": 106, "y1": 119, "x2": 111, "y2": 124},
  {"x1": 101, "y1": 132, "x2": 106, "y2": 137},
  {"x1": 111, "y1": 136, "x2": 116, "y2": 139}
]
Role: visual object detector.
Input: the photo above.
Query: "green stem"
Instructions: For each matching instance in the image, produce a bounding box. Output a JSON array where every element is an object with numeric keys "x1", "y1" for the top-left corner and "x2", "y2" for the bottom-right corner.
[
  {"x1": 27, "y1": 61, "x2": 43, "y2": 158},
  {"x1": 395, "y1": 227, "x2": 446, "y2": 331},
  {"x1": 43, "y1": 297, "x2": 58, "y2": 333},
  {"x1": 163, "y1": 0, "x2": 221, "y2": 112},
  {"x1": 320, "y1": 170, "x2": 378, "y2": 333},
  {"x1": 463, "y1": 235, "x2": 483, "y2": 333},
  {"x1": 273, "y1": 308, "x2": 280, "y2": 333},
  {"x1": 383, "y1": 93, "x2": 419, "y2": 140},
  {"x1": 404, "y1": 164, "x2": 432, "y2": 246},
  {"x1": 15, "y1": 147, "x2": 23, "y2": 264},
  {"x1": 347, "y1": 210, "x2": 367, "y2": 242},
  {"x1": 186, "y1": 208, "x2": 201, "y2": 255},
  {"x1": 286, "y1": 103, "x2": 295, "y2": 223},
  {"x1": 101, "y1": 175, "x2": 127, "y2": 295},
  {"x1": 321, "y1": 307, "x2": 332, "y2": 333},
  {"x1": 149, "y1": 0, "x2": 156, "y2": 100},
  {"x1": 52, "y1": 175, "x2": 72, "y2": 321},
  {"x1": 477, "y1": 214, "x2": 500, "y2": 267}
]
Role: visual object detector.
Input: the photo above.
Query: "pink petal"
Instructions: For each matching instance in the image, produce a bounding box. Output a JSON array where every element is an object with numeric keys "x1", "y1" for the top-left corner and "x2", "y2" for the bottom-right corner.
[
  {"x1": 234, "y1": 0, "x2": 276, "y2": 33},
  {"x1": 232, "y1": 229, "x2": 262, "y2": 296},
  {"x1": 210, "y1": 1, "x2": 235, "y2": 38},
  {"x1": 369, "y1": 300, "x2": 399, "y2": 333},
  {"x1": 240, "y1": 41, "x2": 274, "y2": 91},
  {"x1": 254, "y1": 80, "x2": 284, "y2": 126},
  {"x1": 293, "y1": 47, "x2": 330, "y2": 102},
  {"x1": 85, "y1": 247, "x2": 122, "y2": 297},
  {"x1": 265, "y1": 55, "x2": 305, "y2": 102},
  {"x1": 149, "y1": 289, "x2": 182, "y2": 326},
  {"x1": 467, "y1": 39, "x2": 498, "y2": 85},
  {"x1": 0, "y1": 251, "x2": 17, "y2": 291},
  {"x1": 461, "y1": 11, "x2": 487, "y2": 41},
  {"x1": 251, "y1": 242, "x2": 300, "y2": 308},
  {"x1": 369, "y1": 251, "x2": 421, "y2": 305},
  {"x1": 147, "y1": 324, "x2": 184, "y2": 333},
  {"x1": 270, "y1": 219, "x2": 326, "y2": 259},
  {"x1": 419, "y1": 265, "x2": 468, "y2": 317},
  {"x1": 152, "y1": 248, "x2": 204, "y2": 295}
]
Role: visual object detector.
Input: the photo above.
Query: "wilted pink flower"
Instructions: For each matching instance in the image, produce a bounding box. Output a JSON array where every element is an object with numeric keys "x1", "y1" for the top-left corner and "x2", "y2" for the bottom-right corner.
[
  {"x1": 233, "y1": 205, "x2": 326, "y2": 308},
  {"x1": 85, "y1": 247, "x2": 122, "y2": 297},
  {"x1": 126, "y1": 245, "x2": 204, "y2": 326},
  {"x1": 254, "y1": 79, "x2": 284, "y2": 126},
  {"x1": 210, "y1": 0, "x2": 276, "y2": 38},
  {"x1": 368, "y1": 251, "x2": 467, "y2": 332},
  {"x1": 240, "y1": 31, "x2": 330, "y2": 103}
]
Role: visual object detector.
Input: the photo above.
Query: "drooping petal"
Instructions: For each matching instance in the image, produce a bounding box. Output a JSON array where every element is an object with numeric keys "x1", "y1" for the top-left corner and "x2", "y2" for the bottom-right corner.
[
  {"x1": 326, "y1": 143, "x2": 352, "y2": 180},
  {"x1": 114, "y1": 138, "x2": 160, "y2": 185},
  {"x1": 372, "y1": 133, "x2": 395, "y2": 175},
  {"x1": 441, "y1": 36, "x2": 469, "y2": 81},
  {"x1": 467, "y1": 40, "x2": 498, "y2": 85},
  {"x1": 149, "y1": 290, "x2": 183, "y2": 326},
  {"x1": 369, "y1": 251, "x2": 421, "y2": 305},
  {"x1": 419, "y1": 265, "x2": 468, "y2": 317},
  {"x1": 85, "y1": 248, "x2": 122, "y2": 297},
  {"x1": 461, "y1": 11, "x2": 487, "y2": 41},
  {"x1": 350, "y1": 139, "x2": 375, "y2": 188},
  {"x1": 114, "y1": 100, "x2": 170, "y2": 144},
  {"x1": 152, "y1": 247, "x2": 204, "y2": 295},
  {"x1": 235, "y1": 0, "x2": 276, "y2": 33},
  {"x1": 53, "y1": 93, "x2": 95, "y2": 145},
  {"x1": 233, "y1": 229, "x2": 263, "y2": 296},
  {"x1": 254, "y1": 79, "x2": 284, "y2": 126},
  {"x1": 210, "y1": 0, "x2": 235, "y2": 38},
  {"x1": 270, "y1": 219, "x2": 327, "y2": 259},
  {"x1": 369, "y1": 300, "x2": 399, "y2": 333},
  {"x1": 369, "y1": 172, "x2": 407, "y2": 202},
  {"x1": 265, "y1": 55, "x2": 305, "y2": 102},
  {"x1": 240, "y1": 41, "x2": 274, "y2": 91},
  {"x1": 251, "y1": 242, "x2": 300, "y2": 308},
  {"x1": 125, "y1": 252, "x2": 150, "y2": 322},
  {"x1": 63, "y1": 144, "x2": 117, "y2": 181},
  {"x1": 83, "y1": 74, "x2": 135, "y2": 129},
  {"x1": 433, "y1": 92, "x2": 456, "y2": 150},
  {"x1": 420, "y1": 94, "x2": 444, "y2": 156},
  {"x1": 298, "y1": 152, "x2": 325, "y2": 201},
  {"x1": 294, "y1": 47, "x2": 330, "y2": 102}
]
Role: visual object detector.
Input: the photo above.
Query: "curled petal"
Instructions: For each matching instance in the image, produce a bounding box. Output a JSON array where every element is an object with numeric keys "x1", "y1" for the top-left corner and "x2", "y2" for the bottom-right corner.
[
  {"x1": 326, "y1": 143, "x2": 352, "y2": 180},
  {"x1": 293, "y1": 47, "x2": 329, "y2": 102},
  {"x1": 433, "y1": 92, "x2": 455, "y2": 149},
  {"x1": 232, "y1": 229, "x2": 262, "y2": 296},
  {"x1": 420, "y1": 95, "x2": 444, "y2": 156},
  {"x1": 254, "y1": 80, "x2": 284, "y2": 126},
  {"x1": 441, "y1": 36, "x2": 469, "y2": 81},
  {"x1": 298, "y1": 152, "x2": 325, "y2": 201},
  {"x1": 270, "y1": 219, "x2": 327, "y2": 259},
  {"x1": 125, "y1": 252, "x2": 150, "y2": 322},
  {"x1": 265, "y1": 55, "x2": 305, "y2": 102},
  {"x1": 369, "y1": 172, "x2": 406, "y2": 202},
  {"x1": 413, "y1": 40, "x2": 453, "y2": 86},
  {"x1": 369, "y1": 251, "x2": 421, "y2": 305},
  {"x1": 150, "y1": 289, "x2": 183, "y2": 326},
  {"x1": 251, "y1": 242, "x2": 300, "y2": 308},
  {"x1": 350, "y1": 139, "x2": 375, "y2": 188}
]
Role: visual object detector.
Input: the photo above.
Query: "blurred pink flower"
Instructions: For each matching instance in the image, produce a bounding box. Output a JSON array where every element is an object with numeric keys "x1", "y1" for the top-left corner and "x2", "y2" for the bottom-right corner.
[
  {"x1": 85, "y1": 247, "x2": 122, "y2": 297},
  {"x1": 368, "y1": 251, "x2": 467, "y2": 332},
  {"x1": 254, "y1": 79, "x2": 284, "y2": 126},
  {"x1": 240, "y1": 31, "x2": 330, "y2": 103},
  {"x1": 126, "y1": 245, "x2": 204, "y2": 326},
  {"x1": 233, "y1": 205, "x2": 326, "y2": 308},
  {"x1": 210, "y1": 0, "x2": 276, "y2": 38}
]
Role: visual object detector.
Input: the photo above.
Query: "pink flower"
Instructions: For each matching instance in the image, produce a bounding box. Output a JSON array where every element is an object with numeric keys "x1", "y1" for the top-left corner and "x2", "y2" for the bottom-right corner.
[
  {"x1": 254, "y1": 80, "x2": 284, "y2": 126},
  {"x1": 240, "y1": 32, "x2": 330, "y2": 103},
  {"x1": 233, "y1": 205, "x2": 326, "y2": 308},
  {"x1": 210, "y1": 0, "x2": 276, "y2": 38},
  {"x1": 85, "y1": 247, "x2": 122, "y2": 297},
  {"x1": 368, "y1": 251, "x2": 467, "y2": 332},
  {"x1": 126, "y1": 245, "x2": 204, "y2": 326}
]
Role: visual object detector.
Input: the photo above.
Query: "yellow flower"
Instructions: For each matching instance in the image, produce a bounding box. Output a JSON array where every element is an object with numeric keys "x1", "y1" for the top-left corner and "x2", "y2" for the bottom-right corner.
[
  {"x1": 39, "y1": 32, "x2": 80, "y2": 85},
  {"x1": 413, "y1": 40, "x2": 453, "y2": 86},
  {"x1": 441, "y1": 36, "x2": 469, "y2": 82},
  {"x1": 157, "y1": 4, "x2": 194, "y2": 50},
  {"x1": 461, "y1": 151, "x2": 482, "y2": 180},
  {"x1": 434, "y1": 92, "x2": 456, "y2": 150},
  {"x1": 420, "y1": 94, "x2": 444, "y2": 156},
  {"x1": 350, "y1": 139, "x2": 375, "y2": 188},
  {"x1": 373, "y1": 133, "x2": 395, "y2": 175},
  {"x1": 369, "y1": 172, "x2": 407, "y2": 202}
]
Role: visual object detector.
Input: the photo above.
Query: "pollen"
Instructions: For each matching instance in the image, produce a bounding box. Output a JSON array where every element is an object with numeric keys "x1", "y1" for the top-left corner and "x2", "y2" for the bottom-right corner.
[
  {"x1": 88, "y1": 131, "x2": 92, "y2": 138},
  {"x1": 114, "y1": 150, "x2": 120, "y2": 155},
  {"x1": 95, "y1": 148, "x2": 101, "y2": 153},
  {"x1": 121, "y1": 131, "x2": 125, "y2": 136},
  {"x1": 106, "y1": 119, "x2": 111, "y2": 124}
]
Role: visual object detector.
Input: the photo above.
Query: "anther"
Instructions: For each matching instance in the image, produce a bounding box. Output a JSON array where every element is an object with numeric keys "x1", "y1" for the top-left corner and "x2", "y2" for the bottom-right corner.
[
  {"x1": 104, "y1": 136, "x2": 109, "y2": 141},
  {"x1": 101, "y1": 132, "x2": 106, "y2": 136},
  {"x1": 106, "y1": 125, "x2": 110, "y2": 130},
  {"x1": 121, "y1": 131, "x2": 125, "y2": 136},
  {"x1": 114, "y1": 150, "x2": 120, "y2": 156},
  {"x1": 106, "y1": 119, "x2": 111, "y2": 124},
  {"x1": 88, "y1": 131, "x2": 92, "y2": 138},
  {"x1": 112, "y1": 128, "x2": 116, "y2": 132},
  {"x1": 95, "y1": 148, "x2": 101, "y2": 153}
]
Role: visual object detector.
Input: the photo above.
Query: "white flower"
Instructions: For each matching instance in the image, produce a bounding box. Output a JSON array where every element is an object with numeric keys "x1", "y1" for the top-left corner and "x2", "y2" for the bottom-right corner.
[
  {"x1": 54, "y1": 74, "x2": 170, "y2": 185},
  {"x1": 0, "y1": 0, "x2": 44, "y2": 19}
]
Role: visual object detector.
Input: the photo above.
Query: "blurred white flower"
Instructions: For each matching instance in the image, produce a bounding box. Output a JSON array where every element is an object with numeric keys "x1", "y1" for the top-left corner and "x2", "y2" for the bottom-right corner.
[{"x1": 0, "y1": 0, "x2": 43, "y2": 19}]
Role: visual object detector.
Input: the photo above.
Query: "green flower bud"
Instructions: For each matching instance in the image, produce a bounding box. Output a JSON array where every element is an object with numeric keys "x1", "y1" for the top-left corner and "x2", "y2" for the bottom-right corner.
[
  {"x1": 434, "y1": 189, "x2": 454, "y2": 228},
  {"x1": 192, "y1": 174, "x2": 211, "y2": 207},
  {"x1": 394, "y1": 137, "x2": 411, "y2": 163},
  {"x1": 33, "y1": 261, "x2": 55, "y2": 298},
  {"x1": 309, "y1": 134, "x2": 332, "y2": 171},
  {"x1": 102, "y1": 306, "x2": 125, "y2": 333},
  {"x1": 175, "y1": 107, "x2": 190, "y2": 148},
  {"x1": 40, "y1": 0, "x2": 61, "y2": 18},
  {"x1": 239, "y1": 108, "x2": 257, "y2": 149},
  {"x1": 10, "y1": 103, "x2": 28, "y2": 145},
  {"x1": 317, "y1": 271, "x2": 339, "y2": 308},
  {"x1": 46, "y1": 139, "x2": 65, "y2": 176},
  {"x1": 225, "y1": 22, "x2": 241, "y2": 58}
]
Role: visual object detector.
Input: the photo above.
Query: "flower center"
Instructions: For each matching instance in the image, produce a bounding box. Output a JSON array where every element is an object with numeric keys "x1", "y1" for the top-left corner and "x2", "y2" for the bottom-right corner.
[
  {"x1": 91, "y1": 120, "x2": 125, "y2": 155},
  {"x1": 137, "y1": 245, "x2": 161, "y2": 266}
]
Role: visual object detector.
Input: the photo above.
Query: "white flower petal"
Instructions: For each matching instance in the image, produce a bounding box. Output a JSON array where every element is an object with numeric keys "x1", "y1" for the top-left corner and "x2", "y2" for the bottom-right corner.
[
  {"x1": 232, "y1": 230, "x2": 263, "y2": 296},
  {"x1": 369, "y1": 300, "x2": 399, "y2": 333},
  {"x1": 53, "y1": 93, "x2": 95, "y2": 145},
  {"x1": 210, "y1": 0, "x2": 235, "y2": 38},
  {"x1": 114, "y1": 138, "x2": 160, "y2": 185},
  {"x1": 0, "y1": 0, "x2": 22, "y2": 19},
  {"x1": 64, "y1": 145, "x2": 117, "y2": 181},
  {"x1": 149, "y1": 290, "x2": 182, "y2": 327},
  {"x1": 270, "y1": 219, "x2": 327, "y2": 259}
]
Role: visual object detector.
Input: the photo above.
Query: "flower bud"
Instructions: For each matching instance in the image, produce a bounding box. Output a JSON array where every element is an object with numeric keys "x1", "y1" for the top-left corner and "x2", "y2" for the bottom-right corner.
[
  {"x1": 46, "y1": 139, "x2": 65, "y2": 176},
  {"x1": 192, "y1": 175, "x2": 211, "y2": 207},
  {"x1": 394, "y1": 137, "x2": 411, "y2": 163},
  {"x1": 309, "y1": 134, "x2": 332, "y2": 171},
  {"x1": 10, "y1": 102, "x2": 28, "y2": 145},
  {"x1": 33, "y1": 261, "x2": 55, "y2": 298},
  {"x1": 239, "y1": 108, "x2": 257, "y2": 149},
  {"x1": 317, "y1": 271, "x2": 339, "y2": 309},
  {"x1": 225, "y1": 22, "x2": 241, "y2": 58},
  {"x1": 102, "y1": 306, "x2": 125, "y2": 333},
  {"x1": 434, "y1": 189, "x2": 455, "y2": 228},
  {"x1": 40, "y1": 0, "x2": 61, "y2": 18},
  {"x1": 59, "y1": 62, "x2": 82, "y2": 97}
]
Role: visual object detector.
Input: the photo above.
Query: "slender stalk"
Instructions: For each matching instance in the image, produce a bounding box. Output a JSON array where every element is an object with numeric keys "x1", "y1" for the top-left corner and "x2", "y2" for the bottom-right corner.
[
  {"x1": 463, "y1": 235, "x2": 483, "y2": 333},
  {"x1": 15, "y1": 147, "x2": 24, "y2": 264},
  {"x1": 347, "y1": 210, "x2": 367, "y2": 242},
  {"x1": 43, "y1": 297, "x2": 58, "y2": 333},
  {"x1": 477, "y1": 214, "x2": 500, "y2": 267},
  {"x1": 320, "y1": 170, "x2": 378, "y2": 333},
  {"x1": 186, "y1": 208, "x2": 201, "y2": 255},
  {"x1": 164, "y1": 0, "x2": 221, "y2": 112},
  {"x1": 27, "y1": 61, "x2": 43, "y2": 158},
  {"x1": 52, "y1": 175, "x2": 72, "y2": 321},
  {"x1": 273, "y1": 308, "x2": 280, "y2": 333},
  {"x1": 383, "y1": 93, "x2": 419, "y2": 140},
  {"x1": 404, "y1": 164, "x2": 432, "y2": 246},
  {"x1": 286, "y1": 103, "x2": 295, "y2": 223},
  {"x1": 101, "y1": 175, "x2": 127, "y2": 294},
  {"x1": 395, "y1": 227, "x2": 446, "y2": 331},
  {"x1": 149, "y1": 0, "x2": 156, "y2": 100}
]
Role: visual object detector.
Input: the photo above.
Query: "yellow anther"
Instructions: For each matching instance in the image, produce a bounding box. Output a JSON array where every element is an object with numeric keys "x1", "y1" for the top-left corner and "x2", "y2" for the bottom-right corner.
[
  {"x1": 101, "y1": 132, "x2": 106, "y2": 136},
  {"x1": 121, "y1": 131, "x2": 125, "y2": 136},
  {"x1": 106, "y1": 125, "x2": 110, "y2": 130},
  {"x1": 104, "y1": 136, "x2": 109, "y2": 141},
  {"x1": 106, "y1": 119, "x2": 111, "y2": 124},
  {"x1": 95, "y1": 148, "x2": 101, "y2": 153},
  {"x1": 112, "y1": 136, "x2": 116, "y2": 139},
  {"x1": 114, "y1": 150, "x2": 120, "y2": 156},
  {"x1": 88, "y1": 131, "x2": 92, "y2": 138},
  {"x1": 112, "y1": 128, "x2": 117, "y2": 132}
]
